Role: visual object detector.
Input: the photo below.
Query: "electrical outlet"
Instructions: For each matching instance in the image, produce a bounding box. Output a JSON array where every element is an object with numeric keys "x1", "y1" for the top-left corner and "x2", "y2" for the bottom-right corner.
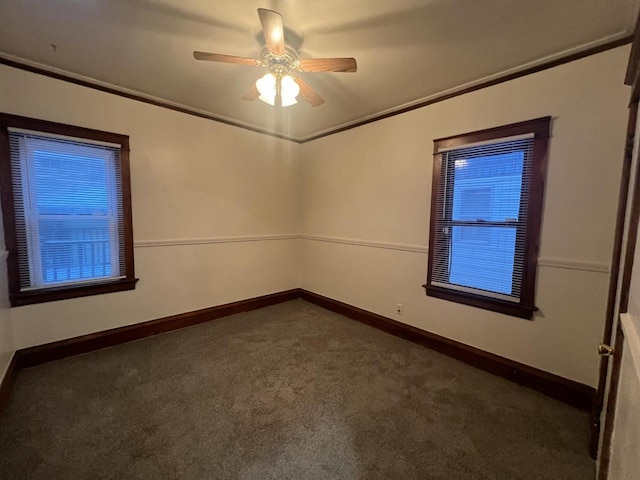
[{"x1": 396, "y1": 303, "x2": 404, "y2": 315}]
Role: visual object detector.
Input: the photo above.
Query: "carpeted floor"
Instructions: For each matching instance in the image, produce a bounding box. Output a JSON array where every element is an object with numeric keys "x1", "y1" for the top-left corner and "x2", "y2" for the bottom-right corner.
[{"x1": 0, "y1": 300, "x2": 594, "y2": 479}]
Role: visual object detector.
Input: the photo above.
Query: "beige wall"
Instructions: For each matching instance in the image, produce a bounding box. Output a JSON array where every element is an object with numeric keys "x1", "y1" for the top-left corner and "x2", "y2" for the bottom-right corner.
[
  {"x1": 0, "y1": 46, "x2": 631, "y2": 390},
  {"x1": 0, "y1": 64, "x2": 301, "y2": 349},
  {"x1": 299, "y1": 46, "x2": 631, "y2": 387},
  {"x1": 0, "y1": 263, "x2": 12, "y2": 379},
  {"x1": 0, "y1": 206, "x2": 14, "y2": 378}
]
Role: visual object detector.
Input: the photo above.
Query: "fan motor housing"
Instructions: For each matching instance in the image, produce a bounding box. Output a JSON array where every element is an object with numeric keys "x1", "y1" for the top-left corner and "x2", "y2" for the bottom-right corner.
[{"x1": 259, "y1": 47, "x2": 300, "y2": 75}]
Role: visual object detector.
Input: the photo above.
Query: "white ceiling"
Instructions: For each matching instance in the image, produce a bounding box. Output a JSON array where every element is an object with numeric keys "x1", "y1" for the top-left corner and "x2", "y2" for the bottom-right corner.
[{"x1": 0, "y1": 0, "x2": 638, "y2": 141}]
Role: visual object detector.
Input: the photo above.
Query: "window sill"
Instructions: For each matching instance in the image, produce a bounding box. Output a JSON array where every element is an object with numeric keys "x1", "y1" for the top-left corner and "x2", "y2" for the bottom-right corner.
[
  {"x1": 424, "y1": 284, "x2": 537, "y2": 320},
  {"x1": 10, "y1": 278, "x2": 139, "y2": 307}
]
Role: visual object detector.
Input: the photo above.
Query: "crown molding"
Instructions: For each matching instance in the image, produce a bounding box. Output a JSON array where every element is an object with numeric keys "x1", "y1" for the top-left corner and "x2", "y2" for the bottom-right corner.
[
  {"x1": 0, "y1": 32, "x2": 632, "y2": 144},
  {"x1": 0, "y1": 53, "x2": 302, "y2": 143}
]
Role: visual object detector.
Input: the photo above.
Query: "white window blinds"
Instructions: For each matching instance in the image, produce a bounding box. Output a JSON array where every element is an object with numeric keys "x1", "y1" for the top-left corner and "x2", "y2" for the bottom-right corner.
[
  {"x1": 430, "y1": 135, "x2": 534, "y2": 302},
  {"x1": 8, "y1": 129, "x2": 126, "y2": 290}
]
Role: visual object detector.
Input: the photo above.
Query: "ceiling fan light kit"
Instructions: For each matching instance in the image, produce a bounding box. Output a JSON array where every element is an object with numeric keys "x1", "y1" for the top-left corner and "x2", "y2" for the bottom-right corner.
[
  {"x1": 193, "y1": 8, "x2": 357, "y2": 108},
  {"x1": 256, "y1": 73, "x2": 300, "y2": 107}
]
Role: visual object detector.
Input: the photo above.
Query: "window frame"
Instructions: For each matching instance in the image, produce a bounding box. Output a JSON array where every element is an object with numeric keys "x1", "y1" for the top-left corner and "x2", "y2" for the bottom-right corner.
[
  {"x1": 425, "y1": 117, "x2": 551, "y2": 320},
  {"x1": 0, "y1": 113, "x2": 137, "y2": 306}
]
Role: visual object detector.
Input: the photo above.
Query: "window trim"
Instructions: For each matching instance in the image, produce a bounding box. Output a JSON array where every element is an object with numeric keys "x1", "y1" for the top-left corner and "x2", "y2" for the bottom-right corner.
[
  {"x1": 0, "y1": 113, "x2": 137, "y2": 307},
  {"x1": 425, "y1": 117, "x2": 551, "y2": 320}
]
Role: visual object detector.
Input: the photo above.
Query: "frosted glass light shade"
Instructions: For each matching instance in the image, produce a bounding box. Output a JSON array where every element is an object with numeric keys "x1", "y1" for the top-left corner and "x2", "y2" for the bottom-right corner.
[
  {"x1": 256, "y1": 73, "x2": 300, "y2": 107},
  {"x1": 256, "y1": 73, "x2": 276, "y2": 104}
]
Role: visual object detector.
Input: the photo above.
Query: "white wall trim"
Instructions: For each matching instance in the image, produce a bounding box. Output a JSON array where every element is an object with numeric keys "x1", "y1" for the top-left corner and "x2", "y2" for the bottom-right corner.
[
  {"x1": 537, "y1": 258, "x2": 610, "y2": 273},
  {"x1": 134, "y1": 234, "x2": 298, "y2": 248},
  {"x1": 301, "y1": 234, "x2": 428, "y2": 254},
  {"x1": 0, "y1": 250, "x2": 8, "y2": 261},
  {"x1": 620, "y1": 313, "x2": 640, "y2": 386},
  {"x1": 300, "y1": 234, "x2": 610, "y2": 273},
  {"x1": 133, "y1": 234, "x2": 610, "y2": 274}
]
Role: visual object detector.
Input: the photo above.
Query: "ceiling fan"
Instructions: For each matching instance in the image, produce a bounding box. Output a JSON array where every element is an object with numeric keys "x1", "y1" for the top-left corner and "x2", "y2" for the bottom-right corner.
[{"x1": 193, "y1": 8, "x2": 357, "y2": 108}]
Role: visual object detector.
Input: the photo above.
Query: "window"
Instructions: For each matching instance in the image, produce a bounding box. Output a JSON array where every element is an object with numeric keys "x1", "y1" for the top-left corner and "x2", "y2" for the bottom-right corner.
[
  {"x1": 425, "y1": 117, "x2": 551, "y2": 319},
  {"x1": 0, "y1": 114, "x2": 137, "y2": 306}
]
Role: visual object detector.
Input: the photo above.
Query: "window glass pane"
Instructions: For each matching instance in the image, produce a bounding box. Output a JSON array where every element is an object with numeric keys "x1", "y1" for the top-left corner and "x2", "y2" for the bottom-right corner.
[
  {"x1": 21, "y1": 137, "x2": 120, "y2": 287},
  {"x1": 31, "y1": 142, "x2": 111, "y2": 216},
  {"x1": 450, "y1": 226, "x2": 516, "y2": 294},
  {"x1": 38, "y1": 218, "x2": 114, "y2": 285},
  {"x1": 452, "y1": 151, "x2": 524, "y2": 222}
]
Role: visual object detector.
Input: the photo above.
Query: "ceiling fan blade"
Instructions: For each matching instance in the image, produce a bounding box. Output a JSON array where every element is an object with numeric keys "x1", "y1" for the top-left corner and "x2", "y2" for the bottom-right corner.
[
  {"x1": 241, "y1": 83, "x2": 260, "y2": 101},
  {"x1": 193, "y1": 51, "x2": 259, "y2": 66},
  {"x1": 294, "y1": 77, "x2": 324, "y2": 107},
  {"x1": 257, "y1": 8, "x2": 285, "y2": 55},
  {"x1": 298, "y1": 58, "x2": 357, "y2": 73}
]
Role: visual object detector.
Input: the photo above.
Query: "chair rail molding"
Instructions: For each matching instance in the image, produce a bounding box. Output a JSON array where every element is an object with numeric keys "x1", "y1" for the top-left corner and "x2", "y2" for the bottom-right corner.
[
  {"x1": 300, "y1": 234, "x2": 610, "y2": 273},
  {"x1": 134, "y1": 234, "x2": 299, "y2": 248}
]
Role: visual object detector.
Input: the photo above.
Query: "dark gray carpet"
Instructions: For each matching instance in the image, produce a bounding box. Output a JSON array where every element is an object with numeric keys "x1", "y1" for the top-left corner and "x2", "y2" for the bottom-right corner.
[{"x1": 0, "y1": 300, "x2": 594, "y2": 479}]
